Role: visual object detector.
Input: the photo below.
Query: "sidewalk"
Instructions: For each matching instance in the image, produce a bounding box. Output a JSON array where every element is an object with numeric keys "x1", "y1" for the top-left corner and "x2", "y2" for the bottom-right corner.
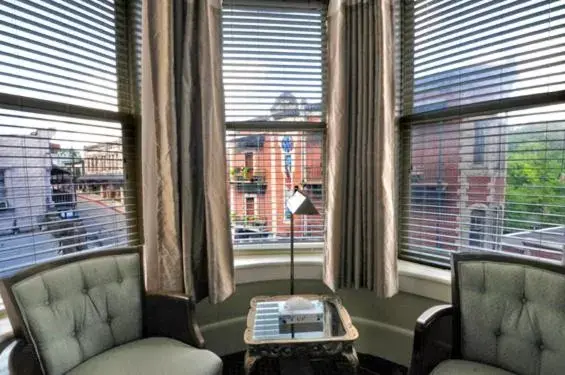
[{"x1": 77, "y1": 194, "x2": 125, "y2": 214}]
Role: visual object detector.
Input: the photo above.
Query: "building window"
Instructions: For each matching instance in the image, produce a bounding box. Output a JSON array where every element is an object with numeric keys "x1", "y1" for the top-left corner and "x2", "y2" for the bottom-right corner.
[
  {"x1": 245, "y1": 197, "x2": 255, "y2": 218},
  {"x1": 0, "y1": 170, "x2": 6, "y2": 200},
  {"x1": 473, "y1": 122, "x2": 485, "y2": 164},
  {"x1": 469, "y1": 209, "x2": 486, "y2": 248},
  {"x1": 0, "y1": 1, "x2": 140, "y2": 276},
  {"x1": 223, "y1": 0, "x2": 327, "y2": 247},
  {"x1": 399, "y1": 1, "x2": 565, "y2": 267},
  {"x1": 244, "y1": 152, "x2": 253, "y2": 168}
]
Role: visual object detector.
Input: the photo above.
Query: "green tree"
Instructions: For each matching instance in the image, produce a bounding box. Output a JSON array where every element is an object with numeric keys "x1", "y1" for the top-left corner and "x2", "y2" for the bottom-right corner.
[{"x1": 505, "y1": 141, "x2": 565, "y2": 231}]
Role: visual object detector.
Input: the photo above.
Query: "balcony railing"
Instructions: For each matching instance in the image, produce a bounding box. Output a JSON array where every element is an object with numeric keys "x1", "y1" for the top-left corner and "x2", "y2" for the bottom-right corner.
[
  {"x1": 229, "y1": 167, "x2": 267, "y2": 194},
  {"x1": 231, "y1": 215, "x2": 268, "y2": 227}
]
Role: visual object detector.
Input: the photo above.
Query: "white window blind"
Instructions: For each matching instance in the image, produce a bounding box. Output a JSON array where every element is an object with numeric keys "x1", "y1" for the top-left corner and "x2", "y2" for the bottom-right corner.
[
  {"x1": 0, "y1": 0, "x2": 139, "y2": 277},
  {"x1": 222, "y1": 0, "x2": 326, "y2": 122},
  {"x1": 403, "y1": 0, "x2": 565, "y2": 114},
  {"x1": 399, "y1": 0, "x2": 565, "y2": 267},
  {"x1": 222, "y1": 0, "x2": 327, "y2": 247},
  {"x1": 0, "y1": 0, "x2": 120, "y2": 111}
]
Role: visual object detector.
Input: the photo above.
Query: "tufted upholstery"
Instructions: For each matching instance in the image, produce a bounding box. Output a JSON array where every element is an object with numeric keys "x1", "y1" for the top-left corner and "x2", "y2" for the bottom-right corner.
[
  {"x1": 458, "y1": 261, "x2": 565, "y2": 375},
  {"x1": 11, "y1": 253, "x2": 142, "y2": 375},
  {"x1": 65, "y1": 337, "x2": 222, "y2": 375},
  {"x1": 430, "y1": 360, "x2": 515, "y2": 375}
]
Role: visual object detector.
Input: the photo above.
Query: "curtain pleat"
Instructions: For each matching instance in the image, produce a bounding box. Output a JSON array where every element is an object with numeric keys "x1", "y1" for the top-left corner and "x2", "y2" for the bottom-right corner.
[
  {"x1": 324, "y1": 0, "x2": 398, "y2": 297},
  {"x1": 142, "y1": 0, "x2": 234, "y2": 304}
]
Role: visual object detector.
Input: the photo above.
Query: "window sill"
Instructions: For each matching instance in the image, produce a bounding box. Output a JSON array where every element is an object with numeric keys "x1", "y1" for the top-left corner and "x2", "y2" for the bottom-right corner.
[
  {"x1": 234, "y1": 248, "x2": 452, "y2": 302},
  {"x1": 0, "y1": 249, "x2": 452, "y2": 337}
]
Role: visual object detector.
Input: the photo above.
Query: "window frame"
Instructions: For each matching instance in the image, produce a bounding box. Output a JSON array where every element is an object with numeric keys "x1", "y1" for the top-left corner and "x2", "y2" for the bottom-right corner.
[
  {"x1": 223, "y1": 0, "x2": 328, "y2": 250},
  {"x1": 397, "y1": 0, "x2": 565, "y2": 269},
  {"x1": 0, "y1": 0, "x2": 142, "y2": 266}
]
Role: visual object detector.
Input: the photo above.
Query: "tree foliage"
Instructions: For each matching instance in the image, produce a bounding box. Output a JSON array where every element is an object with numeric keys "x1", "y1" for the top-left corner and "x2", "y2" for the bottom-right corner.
[{"x1": 505, "y1": 139, "x2": 565, "y2": 231}]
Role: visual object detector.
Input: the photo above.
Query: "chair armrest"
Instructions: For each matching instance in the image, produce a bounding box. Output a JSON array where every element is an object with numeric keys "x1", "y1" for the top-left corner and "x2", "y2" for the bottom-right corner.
[
  {"x1": 409, "y1": 304, "x2": 453, "y2": 375},
  {"x1": 1, "y1": 337, "x2": 42, "y2": 375},
  {"x1": 144, "y1": 292, "x2": 205, "y2": 349}
]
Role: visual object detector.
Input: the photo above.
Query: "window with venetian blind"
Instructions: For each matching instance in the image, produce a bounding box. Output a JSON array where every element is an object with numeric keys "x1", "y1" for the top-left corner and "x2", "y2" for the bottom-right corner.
[
  {"x1": 0, "y1": 0, "x2": 140, "y2": 277},
  {"x1": 399, "y1": 0, "x2": 565, "y2": 267},
  {"x1": 222, "y1": 0, "x2": 327, "y2": 246}
]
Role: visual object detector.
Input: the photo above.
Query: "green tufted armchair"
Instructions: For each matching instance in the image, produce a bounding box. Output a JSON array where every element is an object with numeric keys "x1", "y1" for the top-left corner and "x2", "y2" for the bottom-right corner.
[
  {"x1": 0, "y1": 246, "x2": 222, "y2": 375},
  {"x1": 409, "y1": 252, "x2": 565, "y2": 375}
]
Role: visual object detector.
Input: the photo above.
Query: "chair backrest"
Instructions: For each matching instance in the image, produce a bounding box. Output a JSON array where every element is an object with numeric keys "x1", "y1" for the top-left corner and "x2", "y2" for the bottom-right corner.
[
  {"x1": 0, "y1": 247, "x2": 143, "y2": 375},
  {"x1": 453, "y1": 252, "x2": 565, "y2": 375}
]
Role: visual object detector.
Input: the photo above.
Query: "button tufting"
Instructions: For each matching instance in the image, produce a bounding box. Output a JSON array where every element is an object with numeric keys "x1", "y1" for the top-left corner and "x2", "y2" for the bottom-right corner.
[
  {"x1": 71, "y1": 330, "x2": 76, "y2": 337},
  {"x1": 44, "y1": 299, "x2": 50, "y2": 306},
  {"x1": 107, "y1": 317, "x2": 112, "y2": 324},
  {"x1": 538, "y1": 342, "x2": 544, "y2": 351},
  {"x1": 82, "y1": 288, "x2": 87, "y2": 294},
  {"x1": 522, "y1": 297, "x2": 527, "y2": 304},
  {"x1": 494, "y1": 329, "x2": 502, "y2": 337}
]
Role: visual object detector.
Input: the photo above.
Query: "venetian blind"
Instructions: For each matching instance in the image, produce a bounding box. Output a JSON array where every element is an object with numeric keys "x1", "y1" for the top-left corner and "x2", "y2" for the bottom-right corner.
[
  {"x1": 399, "y1": 0, "x2": 565, "y2": 267},
  {"x1": 0, "y1": 0, "x2": 139, "y2": 277},
  {"x1": 222, "y1": 0, "x2": 327, "y2": 247},
  {"x1": 222, "y1": 0, "x2": 326, "y2": 122}
]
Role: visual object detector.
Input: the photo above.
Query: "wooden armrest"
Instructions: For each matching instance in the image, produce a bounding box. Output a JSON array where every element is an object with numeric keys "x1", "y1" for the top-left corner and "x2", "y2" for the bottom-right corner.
[
  {"x1": 409, "y1": 305, "x2": 453, "y2": 375},
  {"x1": 144, "y1": 292, "x2": 205, "y2": 349},
  {"x1": 0, "y1": 337, "x2": 42, "y2": 375},
  {"x1": 416, "y1": 304, "x2": 453, "y2": 331}
]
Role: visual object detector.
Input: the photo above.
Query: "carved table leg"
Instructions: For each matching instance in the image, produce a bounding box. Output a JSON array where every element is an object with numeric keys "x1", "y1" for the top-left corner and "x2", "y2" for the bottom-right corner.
[
  {"x1": 244, "y1": 350, "x2": 261, "y2": 375},
  {"x1": 340, "y1": 346, "x2": 359, "y2": 375}
]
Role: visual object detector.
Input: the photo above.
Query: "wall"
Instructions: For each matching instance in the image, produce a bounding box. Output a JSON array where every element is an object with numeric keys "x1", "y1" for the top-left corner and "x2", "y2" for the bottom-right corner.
[{"x1": 196, "y1": 277, "x2": 443, "y2": 367}]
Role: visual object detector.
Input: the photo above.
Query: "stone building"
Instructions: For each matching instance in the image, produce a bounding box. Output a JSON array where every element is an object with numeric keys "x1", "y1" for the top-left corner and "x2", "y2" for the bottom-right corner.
[
  {"x1": 80, "y1": 142, "x2": 124, "y2": 202},
  {"x1": 0, "y1": 129, "x2": 54, "y2": 234}
]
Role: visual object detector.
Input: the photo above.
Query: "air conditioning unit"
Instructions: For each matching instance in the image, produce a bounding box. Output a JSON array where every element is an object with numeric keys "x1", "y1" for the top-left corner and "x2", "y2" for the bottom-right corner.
[{"x1": 0, "y1": 200, "x2": 9, "y2": 210}]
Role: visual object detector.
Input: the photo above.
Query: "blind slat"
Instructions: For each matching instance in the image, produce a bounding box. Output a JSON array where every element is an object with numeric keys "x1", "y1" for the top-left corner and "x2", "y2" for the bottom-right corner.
[
  {"x1": 0, "y1": 0, "x2": 138, "y2": 277},
  {"x1": 222, "y1": 2, "x2": 325, "y2": 123}
]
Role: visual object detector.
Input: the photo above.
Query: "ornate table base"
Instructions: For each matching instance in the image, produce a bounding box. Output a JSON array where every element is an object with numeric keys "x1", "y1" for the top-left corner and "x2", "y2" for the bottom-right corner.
[
  {"x1": 243, "y1": 295, "x2": 359, "y2": 375},
  {"x1": 244, "y1": 338, "x2": 359, "y2": 374}
]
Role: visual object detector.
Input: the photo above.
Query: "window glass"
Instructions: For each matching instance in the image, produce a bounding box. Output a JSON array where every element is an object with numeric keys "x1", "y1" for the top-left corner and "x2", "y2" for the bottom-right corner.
[
  {"x1": 222, "y1": 1, "x2": 327, "y2": 248},
  {"x1": 0, "y1": 1, "x2": 138, "y2": 277}
]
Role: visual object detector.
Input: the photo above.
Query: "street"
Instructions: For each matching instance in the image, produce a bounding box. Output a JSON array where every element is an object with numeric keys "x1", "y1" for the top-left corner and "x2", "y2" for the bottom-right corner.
[{"x1": 0, "y1": 197, "x2": 129, "y2": 277}]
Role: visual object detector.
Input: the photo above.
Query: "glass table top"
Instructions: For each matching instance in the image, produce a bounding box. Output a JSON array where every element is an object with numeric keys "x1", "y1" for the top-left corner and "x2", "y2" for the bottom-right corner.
[{"x1": 245, "y1": 295, "x2": 356, "y2": 344}]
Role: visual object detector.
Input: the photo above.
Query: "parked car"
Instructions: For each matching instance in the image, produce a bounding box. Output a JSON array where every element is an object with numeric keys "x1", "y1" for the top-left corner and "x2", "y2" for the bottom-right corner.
[{"x1": 232, "y1": 226, "x2": 273, "y2": 244}]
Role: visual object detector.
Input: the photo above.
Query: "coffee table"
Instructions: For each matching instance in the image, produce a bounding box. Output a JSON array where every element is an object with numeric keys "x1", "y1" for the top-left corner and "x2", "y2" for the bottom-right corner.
[{"x1": 243, "y1": 294, "x2": 359, "y2": 375}]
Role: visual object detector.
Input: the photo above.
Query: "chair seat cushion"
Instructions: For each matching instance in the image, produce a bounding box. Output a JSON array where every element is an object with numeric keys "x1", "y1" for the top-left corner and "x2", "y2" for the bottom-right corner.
[
  {"x1": 65, "y1": 337, "x2": 222, "y2": 375},
  {"x1": 431, "y1": 360, "x2": 516, "y2": 375}
]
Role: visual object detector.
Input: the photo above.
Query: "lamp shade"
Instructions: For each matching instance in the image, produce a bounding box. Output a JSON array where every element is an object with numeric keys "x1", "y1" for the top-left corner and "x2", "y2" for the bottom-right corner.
[{"x1": 286, "y1": 189, "x2": 319, "y2": 216}]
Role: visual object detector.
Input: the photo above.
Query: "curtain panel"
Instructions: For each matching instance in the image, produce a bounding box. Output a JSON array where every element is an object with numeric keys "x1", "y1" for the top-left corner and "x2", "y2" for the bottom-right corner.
[
  {"x1": 323, "y1": 0, "x2": 398, "y2": 297},
  {"x1": 142, "y1": 0, "x2": 234, "y2": 303}
]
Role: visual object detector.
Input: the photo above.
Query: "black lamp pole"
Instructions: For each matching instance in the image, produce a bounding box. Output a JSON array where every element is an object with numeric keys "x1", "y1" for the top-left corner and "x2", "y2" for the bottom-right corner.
[
  {"x1": 287, "y1": 185, "x2": 318, "y2": 296},
  {"x1": 290, "y1": 185, "x2": 298, "y2": 295}
]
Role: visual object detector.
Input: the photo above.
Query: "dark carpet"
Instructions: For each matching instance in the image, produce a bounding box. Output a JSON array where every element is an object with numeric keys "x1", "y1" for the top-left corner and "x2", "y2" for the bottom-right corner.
[{"x1": 222, "y1": 352, "x2": 407, "y2": 375}]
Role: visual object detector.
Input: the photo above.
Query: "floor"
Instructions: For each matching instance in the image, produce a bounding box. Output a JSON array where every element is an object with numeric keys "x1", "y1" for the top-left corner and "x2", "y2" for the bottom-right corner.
[{"x1": 222, "y1": 352, "x2": 407, "y2": 375}]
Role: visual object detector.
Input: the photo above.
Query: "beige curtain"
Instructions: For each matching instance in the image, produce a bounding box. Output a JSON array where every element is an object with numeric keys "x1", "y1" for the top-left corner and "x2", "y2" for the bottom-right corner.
[
  {"x1": 142, "y1": 0, "x2": 234, "y2": 303},
  {"x1": 323, "y1": 0, "x2": 398, "y2": 297}
]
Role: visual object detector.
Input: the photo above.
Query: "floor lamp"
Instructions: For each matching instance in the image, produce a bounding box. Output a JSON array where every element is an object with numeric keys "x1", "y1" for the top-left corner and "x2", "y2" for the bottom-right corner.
[{"x1": 285, "y1": 185, "x2": 319, "y2": 295}]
